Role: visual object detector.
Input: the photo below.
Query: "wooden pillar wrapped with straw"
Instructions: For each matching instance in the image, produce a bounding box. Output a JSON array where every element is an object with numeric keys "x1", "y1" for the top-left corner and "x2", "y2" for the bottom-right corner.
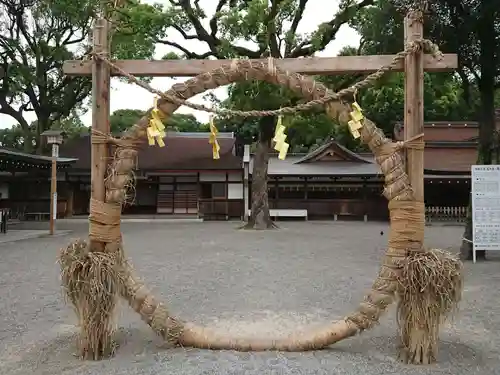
[
  {"x1": 58, "y1": 13, "x2": 462, "y2": 364},
  {"x1": 339, "y1": 102, "x2": 463, "y2": 364},
  {"x1": 59, "y1": 18, "x2": 123, "y2": 360}
]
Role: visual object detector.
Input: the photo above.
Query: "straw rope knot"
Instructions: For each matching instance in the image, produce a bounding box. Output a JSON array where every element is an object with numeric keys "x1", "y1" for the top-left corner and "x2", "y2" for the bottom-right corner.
[
  {"x1": 395, "y1": 133, "x2": 425, "y2": 150},
  {"x1": 91, "y1": 129, "x2": 142, "y2": 149}
]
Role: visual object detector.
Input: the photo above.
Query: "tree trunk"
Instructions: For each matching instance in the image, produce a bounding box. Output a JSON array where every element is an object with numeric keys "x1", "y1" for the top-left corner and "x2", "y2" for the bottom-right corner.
[
  {"x1": 36, "y1": 117, "x2": 50, "y2": 154},
  {"x1": 245, "y1": 139, "x2": 275, "y2": 229},
  {"x1": 244, "y1": 117, "x2": 277, "y2": 230},
  {"x1": 21, "y1": 120, "x2": 34, "y2": 153},
  {"x1": 461, "y1": 4, "x2": 496, "y2": 261}
]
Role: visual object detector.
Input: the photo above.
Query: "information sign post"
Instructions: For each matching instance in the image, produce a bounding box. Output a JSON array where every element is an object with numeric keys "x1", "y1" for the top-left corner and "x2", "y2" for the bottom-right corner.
[{"x1": 471, "y1": 165, "x2": 500, "y2": 263}]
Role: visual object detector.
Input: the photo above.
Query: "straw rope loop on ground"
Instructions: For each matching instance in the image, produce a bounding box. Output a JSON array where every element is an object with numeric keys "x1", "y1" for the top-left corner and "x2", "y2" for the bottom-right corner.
[
  {"x1": 85, "y1": 39, "x2": 461, "y2": 357},
  {"x1": 63, "y1": 33, "x2": 462, "y2": 361}
]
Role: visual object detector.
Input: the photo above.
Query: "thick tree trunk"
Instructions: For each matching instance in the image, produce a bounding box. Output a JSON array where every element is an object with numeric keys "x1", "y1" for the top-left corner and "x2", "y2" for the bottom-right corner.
[
  {"x1": 244, "y1": 117, "x2": 276, "y2": 230},
  {"x1": 245, "y1": 139, "x2": 275, "y2": 229},
  {"x1": 22, "y1": 121, "x2": 34, "y2": 153},
  {"x1": 36, "y1": 118, "x2": 50, "y2": 154}
]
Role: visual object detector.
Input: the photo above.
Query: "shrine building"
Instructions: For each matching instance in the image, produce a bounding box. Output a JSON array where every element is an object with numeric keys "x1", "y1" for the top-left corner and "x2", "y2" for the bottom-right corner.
[{"x1": 0, "y1": 120, "x2": 485, "y2": 223}]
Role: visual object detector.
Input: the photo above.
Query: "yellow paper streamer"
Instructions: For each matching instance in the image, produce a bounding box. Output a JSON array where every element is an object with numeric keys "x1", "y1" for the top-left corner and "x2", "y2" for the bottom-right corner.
[
  {"x1": 272, "y1": 115, "x2": 289, "y2": 160},
  {"x1": 348, "y1": 101, "x2": 364, "y2": 139},
  {"x1": 147, "y1": 97, "x2": 166, "y2": 147},
  {"x1": 209, "y1": 116, "x2": 220, "y2": 159}
]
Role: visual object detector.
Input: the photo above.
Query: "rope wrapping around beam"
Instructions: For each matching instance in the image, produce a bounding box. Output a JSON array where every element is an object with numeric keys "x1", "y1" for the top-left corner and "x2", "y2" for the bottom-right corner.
[
  {"x1": 91, "y1": 128, "x2": 142, "y2": 148},
  {"x1": 88, "y1": 198, "x2": 122, "y2": 243}
]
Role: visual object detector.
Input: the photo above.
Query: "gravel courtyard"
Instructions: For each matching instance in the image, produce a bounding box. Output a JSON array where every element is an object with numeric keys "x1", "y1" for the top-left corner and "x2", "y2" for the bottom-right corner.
[{"x1": 0, "y1": 221, "x2": 498, "y2": 375}]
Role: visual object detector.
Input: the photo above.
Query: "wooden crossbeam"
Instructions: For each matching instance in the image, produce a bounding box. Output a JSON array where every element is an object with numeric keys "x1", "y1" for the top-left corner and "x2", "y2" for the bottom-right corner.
[{"x1": 63, "y1": 54, "x2": 457, "y2": 77}]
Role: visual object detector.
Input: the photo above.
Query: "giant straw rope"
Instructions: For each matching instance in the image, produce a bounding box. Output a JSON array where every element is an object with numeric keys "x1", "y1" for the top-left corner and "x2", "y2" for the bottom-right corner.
[{"x1": 60, "y1": 34, "x2": 463, "y2": 364}]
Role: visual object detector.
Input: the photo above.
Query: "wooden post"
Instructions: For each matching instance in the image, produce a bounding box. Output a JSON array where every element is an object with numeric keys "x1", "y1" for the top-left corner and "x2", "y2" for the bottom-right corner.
[
  {"x1": 243, "y1": 145, "x2": 250, "y2": 221},
  {"x1": 49, "y1": 145, "x2": 58, "y2": 234},
  {"x1": 404, "y1": 11, "x2": 425, "y2": 241},
  {"x1": 362, "y1": 178, "x2": 368, "y2": 222},
  {"x1": 90, "y1": 18, "x2": 111, "y2": 247},
  {"x1": 66, "y1": 184, "x2": 74, "y2": 217}
]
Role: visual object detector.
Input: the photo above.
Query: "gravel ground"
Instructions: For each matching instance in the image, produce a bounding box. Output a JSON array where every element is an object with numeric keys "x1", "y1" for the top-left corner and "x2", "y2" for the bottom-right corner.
[{"x1": 0, "y1": 221, "x2": 499, "y2": 375}]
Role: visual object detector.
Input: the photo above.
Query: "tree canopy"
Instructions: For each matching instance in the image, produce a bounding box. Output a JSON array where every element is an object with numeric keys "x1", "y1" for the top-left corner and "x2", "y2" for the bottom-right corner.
[
  {"x1": 351, "y1": 0, "x2": 500, "y2": 157},
  {"x1": 0, "y1": 0, "x2": 167, "y2": 152},
  {"x1": 109, "y1": 109, "x2": 207, "y2": 134},
  {"x1": 159, "y1": 0, "x2": 374, "y2": 60}
]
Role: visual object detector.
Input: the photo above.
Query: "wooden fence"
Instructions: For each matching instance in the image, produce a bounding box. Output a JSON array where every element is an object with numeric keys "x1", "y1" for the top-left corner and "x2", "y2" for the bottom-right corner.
[
  {"x1": 425, "y1": 205, "x2": 467, "y2": 223},
  {"x1": 199, "y1": 199, "x2": 468, "y2": 224}
]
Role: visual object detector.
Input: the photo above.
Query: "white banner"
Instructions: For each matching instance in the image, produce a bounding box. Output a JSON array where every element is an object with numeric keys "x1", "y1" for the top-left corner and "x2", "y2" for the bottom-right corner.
[{"x1": 53, "y1": 192, "x2": 57, "y2": 220}]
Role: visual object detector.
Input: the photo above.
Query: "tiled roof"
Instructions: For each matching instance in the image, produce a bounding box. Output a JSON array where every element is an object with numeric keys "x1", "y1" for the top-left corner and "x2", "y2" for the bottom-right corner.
[
  {"x1": 0, "y1": 148, "x2": 76, "y2": 164},
  {"x1": 60, "y1": 133, "x2": 477, "y2": 175},
  {"x1": 137, "y1": 137, "x2": 240, "y2": 170},
  {"x1": 60, "y1": 134, "x2": 241, "y2": 171},
  {"x1": 262, "y1": 156, "x2": 380, "y2": 176},
  {"x1": 394, "y1": 122, "x2": 479, "y2": 142},
  {"x1": 0, "y1": 148, "x2": 77, "y2": 171},
  {"x1": 294, "y1": 141, "x2": 371, "y2": 164},
  {"x1": 252, "y1": 142, "x2": 477, "y2": 176}
]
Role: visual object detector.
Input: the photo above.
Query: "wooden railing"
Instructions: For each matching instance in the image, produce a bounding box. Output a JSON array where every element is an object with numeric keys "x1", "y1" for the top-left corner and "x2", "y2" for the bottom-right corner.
[
  {"x1": 199, "y1": 198, "x2": 390, "y2": 220},
  {"x1": 197, "y1": 199, "x2": 468, "y2": 223},
  {"x1": 425, "y1": 205, "x2": 467, "y2": 223},
  {"x1": 0, "y1": 199, "x2": 68, "y2": 220}
]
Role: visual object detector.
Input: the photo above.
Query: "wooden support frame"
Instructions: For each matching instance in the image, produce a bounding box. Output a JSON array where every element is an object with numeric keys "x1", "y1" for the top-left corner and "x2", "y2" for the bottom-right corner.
[
  {"x1": 89, "y1": 18, "x2": 111, "y2": 249},
  {"x1": 404, "y1": 11, "x2": 425, "y2": 243},
  {"x1": 61, "y1": 9, "x2": 464, "y2": 363},
  {"x1": 64, "y1": 54, "x2": 457, "y2": 77},
  {"x1": 68, "y1": 12, "x2": 457, "y2": 235}
]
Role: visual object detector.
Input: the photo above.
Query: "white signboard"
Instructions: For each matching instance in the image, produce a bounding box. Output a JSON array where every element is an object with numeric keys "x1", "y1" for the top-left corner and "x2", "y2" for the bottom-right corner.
[{"x1": 471, "y1": 165, "x2": 500, "y2": 262}]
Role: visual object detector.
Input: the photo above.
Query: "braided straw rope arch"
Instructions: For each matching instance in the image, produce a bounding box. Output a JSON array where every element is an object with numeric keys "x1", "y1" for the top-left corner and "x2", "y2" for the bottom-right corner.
[{"x1": 62, "y1": 59, "x2": 462, "y2": 362}]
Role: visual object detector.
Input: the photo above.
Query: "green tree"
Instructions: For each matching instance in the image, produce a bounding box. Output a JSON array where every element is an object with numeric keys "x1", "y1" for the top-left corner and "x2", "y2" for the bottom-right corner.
[
  {"x1": 0, "y1": 0, "x2": 168, "y2": 153},
  {"x1": 218, "y1": 84, "x2": 341, "y2": 152},
  {"x1": 319, "y1": 45, "x2": 475, "y2": 137},
  {"x1": 0, "y1": 112, "x2": 88, "y2": 151},
  {"x1": 110, "y1": 109, "x2": 207, "y2": 134},
  {"x1": 340, "y1": 72, "x2": 472, "y2": 131},
  {"x1": 221, "y1": 43, "x2": 471, "y2": 156},
  {"x1": 50, "y1": 112, "x2": 89, "y2": 140},
  {"x1": 160, "y1": 0, "x2": 375, "y2": 229},
  {"x1": 110, "y1": 109, "x2": 145, "y2": 134},
  {"x1": 0, "y1": 124, "x2": 30, "y2": 151},
  {"x1": 167, "y1": 113, "x2": 208, "y2": 132}
]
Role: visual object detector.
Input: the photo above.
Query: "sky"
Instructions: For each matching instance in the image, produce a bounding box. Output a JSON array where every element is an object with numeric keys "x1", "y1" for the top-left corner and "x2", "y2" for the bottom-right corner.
[{"x1": 0, "y1": 0, "x2": 361, "y2": 129}]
